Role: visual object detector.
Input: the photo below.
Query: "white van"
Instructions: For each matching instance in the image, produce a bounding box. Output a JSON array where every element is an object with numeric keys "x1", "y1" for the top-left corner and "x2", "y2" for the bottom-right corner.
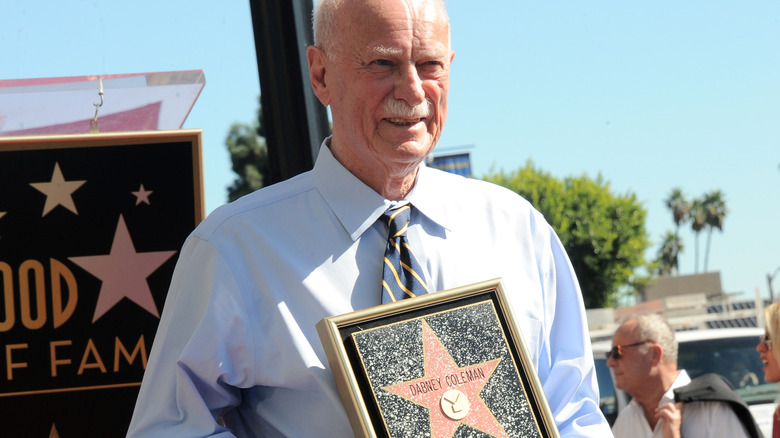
[{"x1": 593, "y1": 327, "x2": 778, "y2": 437}]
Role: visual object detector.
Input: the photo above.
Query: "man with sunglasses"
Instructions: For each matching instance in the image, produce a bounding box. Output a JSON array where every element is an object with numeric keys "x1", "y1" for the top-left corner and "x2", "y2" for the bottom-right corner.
[{"x1": 608, "y1": 314, "x2": 750, "y2": 437}]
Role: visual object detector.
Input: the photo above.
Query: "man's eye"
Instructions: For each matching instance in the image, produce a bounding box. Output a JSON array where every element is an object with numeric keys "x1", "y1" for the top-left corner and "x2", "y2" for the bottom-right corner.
[
  {"x1": 420, "y1": 60, "x2": 445, "y2": 70},
  {"x1": 419, "y1": 61, "x2": 446, "y2": 74},
  {"x1": 372, "y1": 59, "x2": 392, "y2": 66}
]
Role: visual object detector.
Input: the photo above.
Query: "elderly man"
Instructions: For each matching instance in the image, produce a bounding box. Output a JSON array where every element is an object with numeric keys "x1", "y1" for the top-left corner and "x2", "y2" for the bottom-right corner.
[
  {"x1": 608, "y1": 314, "x2": 750, "y2": 437},
  {"x1": 127, "y1": 0, "x2": 609, "y2": 436}
]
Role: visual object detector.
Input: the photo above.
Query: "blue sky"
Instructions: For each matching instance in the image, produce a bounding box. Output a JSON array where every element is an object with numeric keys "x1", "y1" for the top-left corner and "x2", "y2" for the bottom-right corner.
[{"x1": 2, "y1": 1, "x2": 778, "y2": 302}]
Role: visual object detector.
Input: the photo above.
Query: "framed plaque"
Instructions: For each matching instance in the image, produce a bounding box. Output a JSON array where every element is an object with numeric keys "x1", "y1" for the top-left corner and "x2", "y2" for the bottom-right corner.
[
  {"x1": 317, "y1": 278, "x2": 560, "y2": 438},
  {"x1": 0, "y1": 130, "x2": 204, "y2": 437}
]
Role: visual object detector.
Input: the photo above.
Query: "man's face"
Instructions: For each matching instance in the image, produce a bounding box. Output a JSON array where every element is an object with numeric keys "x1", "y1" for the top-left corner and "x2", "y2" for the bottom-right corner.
[
  {"x1": 606, "y1": 322, "x2": 654, "y2": 397},
  {"x1": 319, "y1": 0, "x2": 454, "y2": 175}
]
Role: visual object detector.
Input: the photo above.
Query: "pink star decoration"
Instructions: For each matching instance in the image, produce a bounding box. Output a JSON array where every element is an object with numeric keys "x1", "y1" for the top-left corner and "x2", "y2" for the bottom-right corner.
[
  {"x1": 69, "y1": 214, "x2": 176, "y2": 322},
  {"x1": 132, "y1": 184, "x2": 153, "y2": 205},
  {"x1": 29, "y1": 162, "x2": 87, "y2": 216},
  {"x1": 383, "y1": 321, "x2": 508, "y2": 438}
]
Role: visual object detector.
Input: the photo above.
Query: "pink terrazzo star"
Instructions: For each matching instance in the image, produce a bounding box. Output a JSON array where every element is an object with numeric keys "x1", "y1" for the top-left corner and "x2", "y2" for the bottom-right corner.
[{"x1": 383, "y1": 321, "x2": 508, "y2": 438}]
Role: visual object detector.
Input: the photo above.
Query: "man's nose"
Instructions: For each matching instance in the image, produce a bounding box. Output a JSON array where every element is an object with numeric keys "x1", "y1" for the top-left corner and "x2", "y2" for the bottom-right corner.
[{"x1": 393, "y1": 64, "x2": 426, "y2": 107}]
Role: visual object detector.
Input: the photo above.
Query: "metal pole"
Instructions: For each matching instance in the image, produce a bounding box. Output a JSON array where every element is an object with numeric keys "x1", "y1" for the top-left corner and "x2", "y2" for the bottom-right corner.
[
  {"x1": 248, "y1": 0, "x2": 330, "y2": 185},
  {"x1": 769, "y1": 267, "x2": 780, "y2": 304}
]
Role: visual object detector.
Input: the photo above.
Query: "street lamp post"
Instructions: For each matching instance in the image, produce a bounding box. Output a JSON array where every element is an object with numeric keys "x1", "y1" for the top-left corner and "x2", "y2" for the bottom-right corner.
[{"x1": 769, "y1": 266, "x2": 780, "y2": 304}]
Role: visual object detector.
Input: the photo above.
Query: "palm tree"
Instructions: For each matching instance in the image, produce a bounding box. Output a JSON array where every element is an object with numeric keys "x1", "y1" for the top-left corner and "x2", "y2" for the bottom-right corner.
[
  {"x1": 655, "y1": 231, "x2": 684, "y2": 276},
  {"x1": 689, "y1": 199, "x2": 706, "y2": 273},
  {"x1": 664, "y1": 188, "x2": 690, "y2": 274},
  {"x1": 702, "y1": 190, "x2": 727, "y2": 272}
]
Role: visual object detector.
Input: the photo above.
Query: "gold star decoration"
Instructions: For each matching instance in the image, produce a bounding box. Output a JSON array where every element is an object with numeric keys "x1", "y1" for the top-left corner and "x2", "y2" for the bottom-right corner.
[{"x1": 30, "y1": 162, "x2": 86, "y2": 217}]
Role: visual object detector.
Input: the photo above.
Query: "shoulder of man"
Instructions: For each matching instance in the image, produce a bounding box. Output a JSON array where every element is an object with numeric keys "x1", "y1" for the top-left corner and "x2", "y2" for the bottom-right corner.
[
  {"x1": 195, "y1": 170, "x2": 315, "y2": 238},
  {"x1": 673, "y1": 373, "x2": 763, "y2": 438},
  {"x1": 422, "y1": 165, "x2": 539, "y2": 211}
]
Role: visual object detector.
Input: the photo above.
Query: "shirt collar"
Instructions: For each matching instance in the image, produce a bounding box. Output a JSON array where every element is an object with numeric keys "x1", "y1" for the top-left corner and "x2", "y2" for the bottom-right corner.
[
  {"x1": 405, "y1": 163, "x2": 452, "y2": 232},
  {"x1": 660, "y1": 369, "x2": 691, "y2": 407},
  {"x1": 312, "y1": 138, "x2": 451, "y2": 240},
  {"x1": 312, "y1": 139, "x2": 389, "y2": 241}
]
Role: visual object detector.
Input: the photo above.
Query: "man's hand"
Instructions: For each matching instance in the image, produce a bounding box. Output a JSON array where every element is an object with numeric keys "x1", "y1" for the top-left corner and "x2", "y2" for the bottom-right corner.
[{"x1": 656, "y1": 401, "x2": 684, "y2": 438}]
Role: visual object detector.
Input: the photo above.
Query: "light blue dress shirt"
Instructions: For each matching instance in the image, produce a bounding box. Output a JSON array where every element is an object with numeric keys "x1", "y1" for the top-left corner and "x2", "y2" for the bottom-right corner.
[{"x1": 127, "y1": 140, "x2": 611, "y2": 437}]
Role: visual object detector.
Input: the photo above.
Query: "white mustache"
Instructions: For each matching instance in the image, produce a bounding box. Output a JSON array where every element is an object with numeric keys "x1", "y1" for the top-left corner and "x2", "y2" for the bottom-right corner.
[{"x1": 383, "y1": 98, "x2": 433, "y2": 119}]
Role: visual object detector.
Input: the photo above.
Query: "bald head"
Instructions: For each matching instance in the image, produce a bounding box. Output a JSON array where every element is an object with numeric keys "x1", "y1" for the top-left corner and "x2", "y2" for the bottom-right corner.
[{"x1": 313, "y1": 0, "x2": 450, "y2": 59}]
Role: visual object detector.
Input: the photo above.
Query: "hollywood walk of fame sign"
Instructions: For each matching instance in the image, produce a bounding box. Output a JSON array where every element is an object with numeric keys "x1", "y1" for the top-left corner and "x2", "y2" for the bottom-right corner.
[
  {"x1": 0, "y1": 130, "x2": 204, "y2": 437},
  {"x1": 317, "y1": 279, "x2": 560, "y2": 438}
]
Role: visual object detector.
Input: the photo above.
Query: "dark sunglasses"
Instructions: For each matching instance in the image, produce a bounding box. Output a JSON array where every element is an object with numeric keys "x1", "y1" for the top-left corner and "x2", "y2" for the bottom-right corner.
[
  {"x1": 605, "y1": 341, "x2": 648, "y2": 360},
  {"x1": 761, "y1": 333, "x2": 773, "y2": 350}
]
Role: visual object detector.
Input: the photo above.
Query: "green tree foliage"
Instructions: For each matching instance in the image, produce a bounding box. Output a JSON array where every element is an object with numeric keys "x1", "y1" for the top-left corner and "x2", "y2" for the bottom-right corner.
[
  {"x1": 661, "y1": 189, "x2": 727, "y2": 274},
  {"x1": 654, "y1": 231, "x2": 684, "y2": 276},
  {"x1": 689, "y1": 199, "x2": 707, "y2": 273},
  {"x1": 226, "y1": 100, "x2": 269, "y2": 202},
  {"x1": 660, "y1": 188, "x2": 690, "y2": 275},
  {"x1": 666, "y1": 188, "x2": 691, "y2": 230},
  {"x1": 484, "y1": 162, "x2": 649, "y2": 309},
  {"x1": 702, "y1": 190, "x2": 727, "y2": 272}
]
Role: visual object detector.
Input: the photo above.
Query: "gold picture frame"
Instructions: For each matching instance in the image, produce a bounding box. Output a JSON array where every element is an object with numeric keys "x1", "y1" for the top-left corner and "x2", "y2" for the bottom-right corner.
[
  {"x1": 317, "y1": 278, "x2": 560, "y2": 438},
  {"x1": 0, "y1": 129, "x2": 204, "y2": 437}
]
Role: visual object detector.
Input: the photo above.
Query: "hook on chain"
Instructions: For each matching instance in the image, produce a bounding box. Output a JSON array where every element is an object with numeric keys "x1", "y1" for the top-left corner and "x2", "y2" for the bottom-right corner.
[{"x1": 89, "y1": 75, "x2": 104, "y2": 133}]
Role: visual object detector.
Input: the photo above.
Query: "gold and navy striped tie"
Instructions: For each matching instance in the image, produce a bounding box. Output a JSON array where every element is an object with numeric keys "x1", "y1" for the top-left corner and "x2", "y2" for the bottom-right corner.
[{"x1": 381, "y1": 204, "x2": 430, "y2": 304}]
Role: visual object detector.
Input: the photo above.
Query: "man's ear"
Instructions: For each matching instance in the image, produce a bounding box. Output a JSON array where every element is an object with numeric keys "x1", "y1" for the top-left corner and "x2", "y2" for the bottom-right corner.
[
  {"x1": 649, "y1": 344, "x2": 663, "y2": 366},
  {"x1": 307, "y1": 45, "x2": 330, "y2": 107}
]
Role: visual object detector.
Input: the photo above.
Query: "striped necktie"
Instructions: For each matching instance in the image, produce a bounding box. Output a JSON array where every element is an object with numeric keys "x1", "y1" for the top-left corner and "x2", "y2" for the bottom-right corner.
[{"x1": 380, "y1": 204, "x2": 430, "y2": 304}]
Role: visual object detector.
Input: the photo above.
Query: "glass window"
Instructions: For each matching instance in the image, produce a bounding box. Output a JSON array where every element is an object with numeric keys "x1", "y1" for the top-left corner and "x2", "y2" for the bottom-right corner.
[
  {"x1": 594, "y1": 358, "x2": 618, "y2": 425},
  {"x1": 677, "y1": 335, "x2": 778, "y2": 405}
]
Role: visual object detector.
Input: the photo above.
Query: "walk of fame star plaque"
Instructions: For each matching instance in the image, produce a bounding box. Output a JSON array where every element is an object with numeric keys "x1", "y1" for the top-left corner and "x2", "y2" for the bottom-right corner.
[{"x1": 317, "y1": 278, "x2": 560, "y2": 438}]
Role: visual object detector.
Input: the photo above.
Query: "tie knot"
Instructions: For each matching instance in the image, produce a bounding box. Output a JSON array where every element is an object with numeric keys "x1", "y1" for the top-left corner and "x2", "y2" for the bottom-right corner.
[{"x1": 382, "y1": 205, "x2": 411, "y2": 238}]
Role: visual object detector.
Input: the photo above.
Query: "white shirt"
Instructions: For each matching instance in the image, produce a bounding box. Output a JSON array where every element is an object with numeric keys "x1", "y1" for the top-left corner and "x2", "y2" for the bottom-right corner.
[
  {"x1": 611, "y1": 370, "x2": 749, "y2": 438},
  {"x1": 127, "y1": 141, "x2": 611, "y2": 437}
]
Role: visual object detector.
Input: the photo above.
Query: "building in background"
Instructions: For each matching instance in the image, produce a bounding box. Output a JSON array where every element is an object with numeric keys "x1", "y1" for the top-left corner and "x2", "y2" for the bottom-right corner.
[
  {"x1": 588, "y1": 271, "x2": 767, "y2": 342},
  {"x1": 428, "y1": 148, "x2": 473, "y2": 177}
]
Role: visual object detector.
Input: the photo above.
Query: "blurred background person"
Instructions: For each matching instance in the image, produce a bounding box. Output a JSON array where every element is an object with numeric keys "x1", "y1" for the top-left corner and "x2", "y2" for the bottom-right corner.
[
  {"x1": 608, "y1": 314, "x2": 750, "y2": 437},
  {"x1": 758, "y1": 302, "x2": 780, "y2": 438}
]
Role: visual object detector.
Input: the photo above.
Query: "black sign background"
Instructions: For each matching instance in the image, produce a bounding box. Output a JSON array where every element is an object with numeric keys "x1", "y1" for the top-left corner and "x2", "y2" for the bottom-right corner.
[{"x1": 0, "y1": 131, "x2": 203, "y2": 437}]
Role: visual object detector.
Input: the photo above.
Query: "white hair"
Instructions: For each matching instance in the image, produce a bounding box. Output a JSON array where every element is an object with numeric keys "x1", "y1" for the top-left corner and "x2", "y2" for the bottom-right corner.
[{"x1": 621, "y1": 313, "x2": 678, "y2": 365}]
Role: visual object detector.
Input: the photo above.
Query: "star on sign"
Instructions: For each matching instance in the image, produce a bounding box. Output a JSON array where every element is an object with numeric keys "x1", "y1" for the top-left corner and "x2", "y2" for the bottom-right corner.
[
  {"x1": 383, "y1": 321, "x2": 508, "y2": 438},
  {"x1": 132, "y1": 184, "x2": 153, "y2": 205},
  {"x1": 69, "y1": 214, "x2": 176, "y2": 322},
  {"x1": 30, "y1": 162, "x2": 87, "y2": 217},
  {"x1": 0, "y1": 211, "x2": 5, "y2": 238}
]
